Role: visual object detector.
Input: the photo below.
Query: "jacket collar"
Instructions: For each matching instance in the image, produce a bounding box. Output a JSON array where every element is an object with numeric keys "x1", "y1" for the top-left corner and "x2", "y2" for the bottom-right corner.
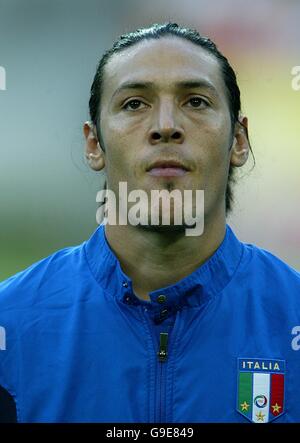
[{"x1": 84, "y1": 223, "x2": 244, "y2": 322}]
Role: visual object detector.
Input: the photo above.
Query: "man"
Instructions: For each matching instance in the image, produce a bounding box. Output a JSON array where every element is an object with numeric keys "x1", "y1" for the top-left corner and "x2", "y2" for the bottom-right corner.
[{"x1": 0, "y1": 23, "x2": 299, "y2": 423}]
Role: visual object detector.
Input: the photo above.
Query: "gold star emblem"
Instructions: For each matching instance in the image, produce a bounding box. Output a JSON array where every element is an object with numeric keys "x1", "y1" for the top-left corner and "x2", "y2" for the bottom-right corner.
[
  {"x1": 256, "y1": 411, "x2": 265, "y2": 422},
  {"x1": 272, "y1": 403, "x2": 281, "y2": 413},
  {"x1": 240, "y1": 401, "x2": 250, "y2": 411}
]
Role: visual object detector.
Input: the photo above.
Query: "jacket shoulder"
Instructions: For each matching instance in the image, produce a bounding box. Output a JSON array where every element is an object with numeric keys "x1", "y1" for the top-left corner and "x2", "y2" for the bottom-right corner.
[
  {"x1": 247, "y1": 242, "x2": 300, "y2": 278},
  {"x1": 0, "y1": 242, "x2": 85, "y2": 311},
  {"x1": 241, "y1": 241, "x2": 300, "y2": 298}
]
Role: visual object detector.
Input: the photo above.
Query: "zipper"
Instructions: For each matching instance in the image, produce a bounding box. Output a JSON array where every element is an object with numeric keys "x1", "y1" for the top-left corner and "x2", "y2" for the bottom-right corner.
[
  {"x1": 157, "y1": 332, "x2": 168, "y2": 362},
  {"x1": 142, "y1": 307, "x2": 172, "y2": 423},
  {"x1": 157, "y1": 332, "x2": 168, "y2": 422}
]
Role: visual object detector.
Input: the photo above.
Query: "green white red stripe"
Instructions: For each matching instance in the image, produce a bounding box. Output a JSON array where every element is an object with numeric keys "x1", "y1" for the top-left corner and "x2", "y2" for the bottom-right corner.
[
  {"x1": 237, "y1": 358, "x2": 285, "y2": 423},
  {"x1": 252, "y1": 373, "x2": 270, "y2": 423},
  {"x1": 270, "y1": 373, "x2": 284, "y2": 417}
]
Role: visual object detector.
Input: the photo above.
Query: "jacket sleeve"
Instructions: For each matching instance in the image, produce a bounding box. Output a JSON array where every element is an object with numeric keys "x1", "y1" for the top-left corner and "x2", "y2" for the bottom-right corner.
[
  {"x1": 0, "y1": 385, "x2": 17, "y2": 423},
  {"x1": 0, "y1": 270, "x2": 29, "y2": 423}
]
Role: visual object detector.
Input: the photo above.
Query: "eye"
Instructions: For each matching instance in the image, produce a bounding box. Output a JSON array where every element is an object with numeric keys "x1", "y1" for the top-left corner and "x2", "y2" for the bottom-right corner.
[
  {"x1": 123, "y1": 99, "x2": 146, "y2": 111},
  {"x1": 186, "y1": 97, "x2": 209, "y2": 109}
]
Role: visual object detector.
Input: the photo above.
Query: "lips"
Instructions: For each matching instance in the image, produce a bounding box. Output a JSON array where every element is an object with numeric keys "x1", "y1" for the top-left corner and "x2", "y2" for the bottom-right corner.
[{"x1": 146, "y1": 160, "x2": 190, "y2": 177}]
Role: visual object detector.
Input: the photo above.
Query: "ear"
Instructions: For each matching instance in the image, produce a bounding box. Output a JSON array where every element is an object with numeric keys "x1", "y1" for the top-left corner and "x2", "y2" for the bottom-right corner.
[
  {"x1": 230, "y1": 116, "x2": 250, "y2": 167},
  {"x1": 83, "y1": 121, "x2": 105, "y2": 171}
]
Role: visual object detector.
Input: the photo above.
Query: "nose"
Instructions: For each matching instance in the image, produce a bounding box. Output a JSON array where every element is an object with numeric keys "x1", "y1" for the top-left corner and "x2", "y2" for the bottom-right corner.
[{"x1": 148, "y1": 100, "x2": 185, "y2": 145}]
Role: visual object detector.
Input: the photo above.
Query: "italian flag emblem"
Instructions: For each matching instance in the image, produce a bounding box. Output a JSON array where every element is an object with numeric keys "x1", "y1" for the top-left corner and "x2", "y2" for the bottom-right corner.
[{"x1": 237, "y1": 358, "x2": 285, "y2": 423}]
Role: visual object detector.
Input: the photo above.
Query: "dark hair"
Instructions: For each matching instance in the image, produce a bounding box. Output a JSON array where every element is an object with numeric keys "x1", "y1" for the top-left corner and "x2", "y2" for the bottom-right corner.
[{"x1": 89, "y1": 22, "x2": 254, "y2": 214}]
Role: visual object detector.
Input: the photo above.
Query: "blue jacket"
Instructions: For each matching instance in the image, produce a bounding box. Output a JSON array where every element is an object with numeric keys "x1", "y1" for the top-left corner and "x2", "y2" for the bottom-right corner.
[{"x1": 0, "y1": 224, "x2": 300, "y2": 423}]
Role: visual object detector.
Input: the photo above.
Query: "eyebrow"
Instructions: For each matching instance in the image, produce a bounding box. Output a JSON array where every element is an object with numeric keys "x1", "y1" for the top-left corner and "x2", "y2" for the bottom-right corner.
[{"x1": 111, "y1": 79, "x2": 220, "y2": 99}]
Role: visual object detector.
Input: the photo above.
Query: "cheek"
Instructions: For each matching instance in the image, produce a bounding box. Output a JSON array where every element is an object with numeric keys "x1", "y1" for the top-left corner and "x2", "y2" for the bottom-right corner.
[
  {"x1": 189, "y1": 120, "x2": 232, "y2": 190},
  {"x1": 191, "y1": 122, "x2": 231, "y2": 168},
  {"x1": 103, "y1": 116, "x2": 143, "y2": 159},
  {"x1": 102, "y1": 115, "x2": 148, "y2": 180},
  {"x1": 105, "y1": 114, "x2": 145, "y2": 139},
  {"x1": 102, "y1": 133, "x2": 140, "y2": 187}
]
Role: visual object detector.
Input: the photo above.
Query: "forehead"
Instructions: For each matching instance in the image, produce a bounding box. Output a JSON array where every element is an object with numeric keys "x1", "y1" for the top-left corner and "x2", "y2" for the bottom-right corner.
[{"x1": 102, "y1": 36, "x2": 226, "y2": 98}]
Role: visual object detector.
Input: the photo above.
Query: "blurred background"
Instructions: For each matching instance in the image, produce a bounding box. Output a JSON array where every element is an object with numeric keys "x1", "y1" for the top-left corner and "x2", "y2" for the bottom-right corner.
[{"x1": 0, "y1": 0, "x2": 299, "y2": 280}]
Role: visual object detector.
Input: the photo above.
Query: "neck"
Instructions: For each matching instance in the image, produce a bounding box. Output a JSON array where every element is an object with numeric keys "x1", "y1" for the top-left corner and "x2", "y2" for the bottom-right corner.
[{"x1": 105, "y1": 213, "x2": 226, "y2": 301}]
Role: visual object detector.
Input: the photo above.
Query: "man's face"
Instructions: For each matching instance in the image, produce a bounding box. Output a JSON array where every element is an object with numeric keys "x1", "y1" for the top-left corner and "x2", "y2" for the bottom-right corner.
[{"x1": 98, "y1": 36, "x2": 237, "y2": 225}]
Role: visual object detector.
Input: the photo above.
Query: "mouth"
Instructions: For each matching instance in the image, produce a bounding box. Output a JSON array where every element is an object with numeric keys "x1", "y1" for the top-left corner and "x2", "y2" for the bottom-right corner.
[{"x1": 146, "y1": 160, "x2": 190, "y2": 177}]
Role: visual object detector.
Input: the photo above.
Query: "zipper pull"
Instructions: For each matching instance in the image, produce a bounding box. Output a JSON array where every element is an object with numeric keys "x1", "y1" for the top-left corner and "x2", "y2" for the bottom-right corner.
[{"x1": 157, "y1": 332, "x2": 168, "y2": 362}]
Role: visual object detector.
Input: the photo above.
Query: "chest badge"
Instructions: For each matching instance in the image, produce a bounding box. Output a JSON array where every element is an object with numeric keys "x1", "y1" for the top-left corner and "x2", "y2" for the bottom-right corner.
[{"x1": 237, "y1": 358, "x2": 285, "y2": 423}]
